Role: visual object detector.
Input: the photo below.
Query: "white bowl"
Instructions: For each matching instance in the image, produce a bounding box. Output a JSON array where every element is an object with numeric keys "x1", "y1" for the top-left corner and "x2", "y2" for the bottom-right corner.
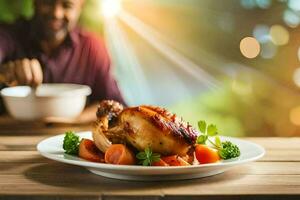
[{"x1": 0, "y1": 84, "x2": 91, "y2": 120}]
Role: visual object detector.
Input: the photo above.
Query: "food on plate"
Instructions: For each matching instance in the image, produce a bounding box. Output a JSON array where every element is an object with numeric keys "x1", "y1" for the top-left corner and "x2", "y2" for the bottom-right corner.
[
  {"x1": 105, "y1": 144, "x2": 136, "y2": 165},
  {"x1": 151, "y1": 159, "x2": 169, "y2": 166},
  {"x1": 136, "y1": 147, "x2": 161, "y2": 166},
  {"x1": 93, "y1": 100, "x2": 198, "y2": 157},
  {"x1": 195, "y1": 144, "x2": 220, "y2": 164},
  {"x1": 78, "y1": 139, "x2": 104, "y2": 162},
  {"x1": 161, "y1": 155, "x2": 190, "y2": 166},
  {"x1": 218, "y1": 141, "x2": 241, "y2": 160},
  {"x1": 62, "y1": 100, "x2": 241, "y2": 166},
  {"x1": 63, "y1": 131, "x2": 80, "y2": 155},
  {"x1": 195, "y1": 120, "x2": 240, "y2": 160}
]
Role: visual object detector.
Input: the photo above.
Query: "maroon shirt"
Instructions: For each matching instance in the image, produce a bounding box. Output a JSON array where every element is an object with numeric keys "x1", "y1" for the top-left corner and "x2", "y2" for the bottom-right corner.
[{"x1": 0, "y1": 19, "x2": 125, "y2": 104}]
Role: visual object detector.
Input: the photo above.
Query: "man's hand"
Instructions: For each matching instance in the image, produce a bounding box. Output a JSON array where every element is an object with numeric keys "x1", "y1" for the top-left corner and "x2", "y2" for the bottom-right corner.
[{"x1": 0, "y1": 58, "x2": 43, "y2": 87}]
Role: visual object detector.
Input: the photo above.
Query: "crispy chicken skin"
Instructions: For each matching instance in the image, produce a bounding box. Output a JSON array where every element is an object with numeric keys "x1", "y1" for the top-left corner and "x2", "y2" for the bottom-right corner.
[{"x1": 93, "y1": 100, "x2": 199, "y2": 156}]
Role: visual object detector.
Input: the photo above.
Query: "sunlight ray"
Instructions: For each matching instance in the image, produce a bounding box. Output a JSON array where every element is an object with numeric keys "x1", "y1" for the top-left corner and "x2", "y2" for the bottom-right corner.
[
  {"x1": 118, "y1": 10, "x2": 220, "y2": 89},
  {"x1": 104, "y1": 18, "x2": 155, "y2": 105}
]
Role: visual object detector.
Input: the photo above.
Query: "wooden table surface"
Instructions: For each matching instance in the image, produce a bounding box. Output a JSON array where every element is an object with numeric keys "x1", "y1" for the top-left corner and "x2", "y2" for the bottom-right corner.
[{"x1": 0, "y1": 116, "x2": 300, "y2": 200}]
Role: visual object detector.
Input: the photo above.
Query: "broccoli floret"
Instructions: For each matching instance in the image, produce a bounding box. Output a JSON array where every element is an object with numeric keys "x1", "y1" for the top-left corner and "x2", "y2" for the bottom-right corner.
[
  {"x1": 219, "y1": 141, "x2": 240, "y2": 160},
  {"x1": 63, "y1": 131, "x2": 80, "y2": 155}
]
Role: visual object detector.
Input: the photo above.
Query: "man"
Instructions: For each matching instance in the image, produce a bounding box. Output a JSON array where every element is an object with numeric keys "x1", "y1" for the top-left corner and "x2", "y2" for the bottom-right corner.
[{"x1": 0, "y1": 0, "x2": 125, "y2": 123}]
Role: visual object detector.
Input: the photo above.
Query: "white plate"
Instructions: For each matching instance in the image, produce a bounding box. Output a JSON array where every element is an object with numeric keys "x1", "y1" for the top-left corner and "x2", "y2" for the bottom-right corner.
[{"x1": 37, "y1": 131, "x2": 265, "y2": 181}]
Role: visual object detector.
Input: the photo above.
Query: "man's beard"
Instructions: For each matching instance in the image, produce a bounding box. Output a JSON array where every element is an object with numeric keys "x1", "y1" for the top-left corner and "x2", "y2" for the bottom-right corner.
[
  {"x1": 34, "y1": 15, "x2": 69, "y2": 42},
  {"x1": 44, "y1": 27, "x2": 68, "y2": 42}
]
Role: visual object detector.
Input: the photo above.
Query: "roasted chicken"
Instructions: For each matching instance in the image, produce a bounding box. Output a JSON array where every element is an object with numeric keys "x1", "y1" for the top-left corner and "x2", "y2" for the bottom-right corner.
[{"x1": 93, "y1": 100, "x2": 199, "y2": 157}]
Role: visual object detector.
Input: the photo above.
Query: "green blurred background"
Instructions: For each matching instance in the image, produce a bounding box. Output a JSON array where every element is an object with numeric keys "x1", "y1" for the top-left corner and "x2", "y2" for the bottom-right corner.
[
  {"x1": 0, "y1": 0, "x2": 104, "y2": 33},
  {"x1": 1, "y1": 0, "x2": 300, "y2": 137}
]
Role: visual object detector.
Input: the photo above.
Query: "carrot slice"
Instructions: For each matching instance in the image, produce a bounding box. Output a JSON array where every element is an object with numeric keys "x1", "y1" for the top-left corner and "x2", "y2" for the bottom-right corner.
[
  {"x1": 104, "y1": 144, "x2": 136, "y2": 165},
  {"x1": 161, "y1": 155, "x2": 190, "y2": 166},
  {"x1": 79, "y1": 139, "x2": 104, "y2": 162},
  {"x1": 152, "y1": 159, "x2": 169, "y2": 166},
  {"x1": 195, "y1": 144, "x2": 220, "y2": 164}
]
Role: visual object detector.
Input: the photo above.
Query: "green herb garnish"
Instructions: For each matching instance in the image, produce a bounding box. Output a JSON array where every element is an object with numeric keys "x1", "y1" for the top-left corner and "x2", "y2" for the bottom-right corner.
[
  {"x1": 196, "y1": 120, "x2": 240, "y2": 160},
  {"x1": 196, "y1": 120, "x2": 218, "y2": 144},
  {"x1": 136, "y1": 147, "x2": 161, "y2": 166},
  {"x1": 218, "y1": 141, "x2": 240, "y2": 160},
  {"x1": 63, "y1": 131, "x2": 80, "y2": 155}
]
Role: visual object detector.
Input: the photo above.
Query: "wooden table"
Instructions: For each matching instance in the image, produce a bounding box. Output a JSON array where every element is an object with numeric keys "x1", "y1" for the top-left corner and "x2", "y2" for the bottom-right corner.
[{"x1": 0, "y1": 116, "x2": 300, "y2": 200}]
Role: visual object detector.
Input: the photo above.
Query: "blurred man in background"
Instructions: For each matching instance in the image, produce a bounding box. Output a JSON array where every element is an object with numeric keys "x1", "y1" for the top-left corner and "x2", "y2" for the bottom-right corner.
[{"x1": 0, "y1": 0, "x2": 125, "y2": 123}]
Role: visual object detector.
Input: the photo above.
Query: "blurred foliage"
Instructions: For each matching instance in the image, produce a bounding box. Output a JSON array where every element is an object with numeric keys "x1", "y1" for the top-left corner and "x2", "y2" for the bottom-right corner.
[
  {"x1": 79, "y1": 0, "x2": 104, "y2": 34},
  {"x1": 170, "y1": 71, "x2": 300, "y2": 137},
  {"x1": 169, "y1": 87, "x2": 245, "y2": 137},
  {"x1": 0, "y1": 0, "x2": 33, "y2": 23},
  {"x1": 0, "y1": 0, "x2": 104, "y2": 34}
]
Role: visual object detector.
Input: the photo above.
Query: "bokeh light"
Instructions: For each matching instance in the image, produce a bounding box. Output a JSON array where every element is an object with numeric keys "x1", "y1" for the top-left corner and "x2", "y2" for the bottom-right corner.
[
  {"x1": 240, "y1": 0, "x2": 271, "y2": 9},
  {"x1": 298, "y1": 47, "x2": 300, "y2": 62},
  {"x1": 256, "y1": 0, "x2": 272, "y2": 9},
  {"x1": 288, "y1": 0, "x2": 300, "y2": 11},
  {"x1": 290, "y1": 106, "x2": 300, "y2": 126},
  {"x1": 239, "y1": 37, "x2": 260, "y2": 58},
  {"x1": 269, "y1": 25, "x2": 289, "y2": 45},
  {"x1": 293, "y1": 68, "x2": 300, "y2": 87},
  {"x1": 260, "y1": 41, "x2": 277, "y2": 59},
  {"x1": 101, "y1": 0, "x2": 122, "y2": 18},
  {"x1": 253, "y1": 24, "x2": 270, "y2": 43},
  {"x1": 240, "y1": 0, "x2": 256, "y2": 9},
  {"x1": 283, "y1": 9, "x2": 300, "y2": 28}
]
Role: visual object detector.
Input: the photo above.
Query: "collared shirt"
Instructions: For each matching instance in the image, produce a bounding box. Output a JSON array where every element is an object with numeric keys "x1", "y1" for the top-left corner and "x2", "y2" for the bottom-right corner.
[{"x1": 0, "y1": 19, "x2": 125, "y2": 104}]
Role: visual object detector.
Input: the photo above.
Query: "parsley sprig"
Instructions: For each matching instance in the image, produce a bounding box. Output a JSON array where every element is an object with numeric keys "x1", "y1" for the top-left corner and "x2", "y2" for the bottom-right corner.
[
  {"x1": 63, "y1": 131, "x2": 80, "y2": 155},
  {"x1": 196, "y1": 120, "x2": 218, "y2": 144},
  {"x1": 136, "y1": 147, "x2": 161, "y2": 166},
  {"x1": 196, "y1": 120, "x2": 240, "y2": 160}
]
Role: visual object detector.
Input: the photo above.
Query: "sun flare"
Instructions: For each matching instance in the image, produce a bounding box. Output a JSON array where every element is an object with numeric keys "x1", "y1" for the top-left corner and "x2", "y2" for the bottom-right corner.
[{"x1": 101, "y1": 0, "x2": 122, "y2": 18}]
